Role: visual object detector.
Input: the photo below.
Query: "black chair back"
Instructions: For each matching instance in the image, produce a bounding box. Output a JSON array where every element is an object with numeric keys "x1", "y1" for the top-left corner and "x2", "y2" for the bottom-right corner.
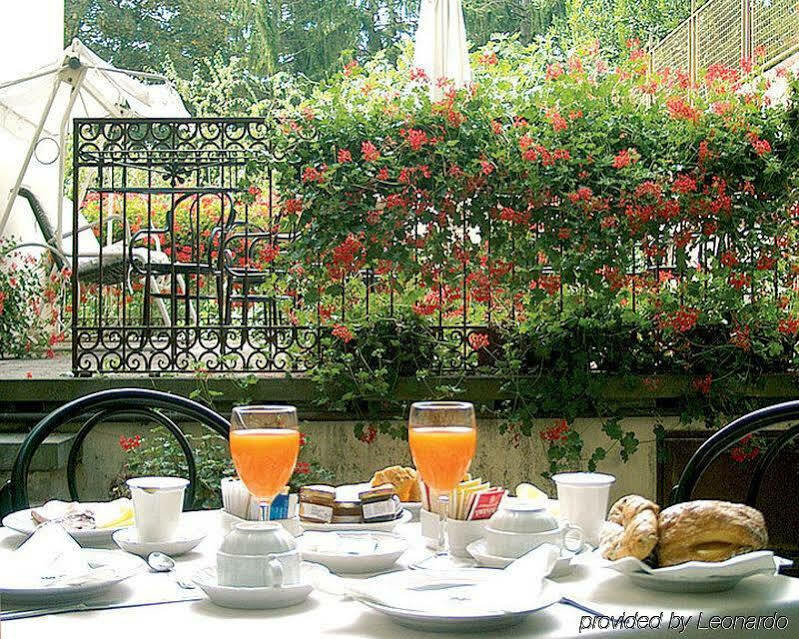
[
  {"x1": 0, "y1": 388, "x2": 230, "y2": 517},
  {"x1": 670, "y1": 400, "x2": 799, "y2": 505}
]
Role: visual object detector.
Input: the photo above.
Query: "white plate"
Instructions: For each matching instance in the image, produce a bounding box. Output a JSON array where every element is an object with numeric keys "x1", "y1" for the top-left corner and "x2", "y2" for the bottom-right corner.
[
  {"x1": 0, "y1": 549, "x2": 144, "y2": 604},
  {"x1": 2, "y1": 506, "x2": 132, "y2": 545},
  {"x1": 192, "y1": 562, "x2": 327, "y2": 609},
  {"x1": 299, "y1": 531, "x2": 408, "y2": 574},
  {"x1": 466, "y1": 539, "x2": 586, "y2": 577},
  {"x1": 403, "y1": 502, "x2": 422, "y2": 522},
  {"x1": 607, "y1": 551, "x2": 790, "y2": 593},
  {"x1": 299, "y1": 508, "x2": 412, "y2": 532},
  {"x1": 357, "y1": 574, "x2": 561, "y2": 632},
  {"x1": 112, "y1": 526, "x2": 206, "y2": 558}
]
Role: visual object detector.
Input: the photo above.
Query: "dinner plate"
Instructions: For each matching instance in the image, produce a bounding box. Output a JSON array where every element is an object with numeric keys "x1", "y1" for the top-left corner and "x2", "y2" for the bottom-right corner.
[
  {"x1": 466, "y1": 539, "x2": 587, "y2": 577},
  {"x1": 357, "y1": 575, "x2": 561, "y2": 632},
  {"x1": 2, "y1": 506, "x2": 133, "y2": 545},
  {"x1": 607, "y1": 551, "x2": 791, "y2": 593},
  {"x1": 112, "y1": 526, "x2": 207, "y2": 558},
  {"x1": 299, "y1": 508, "x2": 412, "y2": 532},
  {"x1": 192, "y1": 562, "x2": 328, "y2": 609},
  {"x1": 0, "y1": 549, "x2": 145, "y2": 604},
  {"x1": 299, "y1": 530, "x2": 408, "y2": 574}
]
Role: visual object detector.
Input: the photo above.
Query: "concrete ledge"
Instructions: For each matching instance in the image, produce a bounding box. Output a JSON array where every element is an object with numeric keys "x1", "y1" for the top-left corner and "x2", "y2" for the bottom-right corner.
[{"x1": 0, "y1": 433, "x2": 77, "y2": 471}]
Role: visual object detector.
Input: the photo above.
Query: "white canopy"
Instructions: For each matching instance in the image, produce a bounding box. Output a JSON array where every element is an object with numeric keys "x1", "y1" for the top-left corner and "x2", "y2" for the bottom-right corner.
[
  {"x1": 0, "y1": 38, "x2": 189, "y2": 253},
  {"x1": 414, "y1": 0, "x2": 472, "y2": 99}
]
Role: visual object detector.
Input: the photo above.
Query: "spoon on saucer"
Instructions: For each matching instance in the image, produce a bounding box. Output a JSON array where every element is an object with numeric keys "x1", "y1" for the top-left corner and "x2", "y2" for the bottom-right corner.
[{"x1": 147, "y1": 552, "x2": 195, "y2": 589}]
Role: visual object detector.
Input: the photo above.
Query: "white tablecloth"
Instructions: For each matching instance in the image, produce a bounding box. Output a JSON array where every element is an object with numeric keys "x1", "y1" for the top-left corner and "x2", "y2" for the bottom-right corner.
[{"x1": 1, "y1": 510, "x2": 797, "y2": 638}]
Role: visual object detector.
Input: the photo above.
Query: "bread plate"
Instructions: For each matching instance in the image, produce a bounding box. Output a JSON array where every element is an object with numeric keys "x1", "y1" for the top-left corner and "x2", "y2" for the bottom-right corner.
[
  {"x1": 2, "y1": 506, "x2": 132, "y2": 545},
  {"x1": 607, "y1": 551, "x2": 791, "y2": 593}
]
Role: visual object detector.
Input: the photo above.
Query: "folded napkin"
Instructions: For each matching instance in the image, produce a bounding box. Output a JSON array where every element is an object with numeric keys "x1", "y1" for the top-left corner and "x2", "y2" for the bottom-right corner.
[
  {"x1": 347, "y1": 543, "x2": 560, "y2": 615},
  {"x1": 5, "y1": 522, "x2": 94, "y2": 588}
]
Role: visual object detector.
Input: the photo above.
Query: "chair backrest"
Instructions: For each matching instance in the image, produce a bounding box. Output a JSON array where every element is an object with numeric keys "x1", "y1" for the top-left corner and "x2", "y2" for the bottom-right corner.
[
  {"x1": 0, "y1": 388, "x2": 230, "y2": 516},
  {"x1": 670, "y1": 400, "x2": 799, "y2": 505}
]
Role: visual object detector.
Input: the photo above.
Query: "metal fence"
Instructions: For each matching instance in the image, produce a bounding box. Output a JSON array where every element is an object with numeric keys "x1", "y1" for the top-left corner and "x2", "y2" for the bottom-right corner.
[{"x1": 651, "y1": 0, "x2": 799, "y2": 76}]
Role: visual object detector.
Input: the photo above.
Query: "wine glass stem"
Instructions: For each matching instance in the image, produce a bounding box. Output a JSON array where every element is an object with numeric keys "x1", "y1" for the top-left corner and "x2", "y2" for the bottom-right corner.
[
  {"x1": 259, "y1": 499, "x2": 271, "y2": 522},
  {"x1": 437, "y1": 494, "x2": 450, "y2": 555}
]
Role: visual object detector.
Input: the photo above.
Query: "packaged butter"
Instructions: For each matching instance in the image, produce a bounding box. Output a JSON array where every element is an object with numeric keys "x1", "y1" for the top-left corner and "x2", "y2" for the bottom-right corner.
[
  {"x1": 299, "y1": 485, "x2": 336, "y2": 523},
  {"x1": 332, "y1": 500, "x2": 363, "y2": 524},
  {"x1": 359, "y1": 484, "x2": 402, "y2": 523}
]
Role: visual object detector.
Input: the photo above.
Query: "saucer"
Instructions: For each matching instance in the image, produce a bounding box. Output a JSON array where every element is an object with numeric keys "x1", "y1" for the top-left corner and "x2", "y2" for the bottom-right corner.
[
  {"x1": 112, "y1": 527, "x2": 206, "y2": 558},
  {"x1": 466, "y1": 539, "x2": 586, "y2": 577},
  {"x1": 299, "y1": 531, "x2": 408, "y2": 574},
  {"x1": 192, "y1": 562, "x2": 327, "y2": 609}
]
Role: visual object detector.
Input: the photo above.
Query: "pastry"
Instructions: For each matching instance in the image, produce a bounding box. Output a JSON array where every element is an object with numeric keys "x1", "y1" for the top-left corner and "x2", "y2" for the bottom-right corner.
[
  {"x1": 371, "y1": 466, "x2": 421, "y2": 502},
  {"x1": 657, "y1": 500, "x2": 768, "y2": 567},
  {"x1": 600, "y1": 495, "x2": 660, "y2": 561}
]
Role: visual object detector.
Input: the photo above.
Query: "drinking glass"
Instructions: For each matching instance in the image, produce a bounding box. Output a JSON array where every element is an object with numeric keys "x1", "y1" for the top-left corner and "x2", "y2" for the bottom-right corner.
[
  {"x1": 409, "y1": 401, "x2": 477, "y2": 569},
  {"x1": 230, "y1": 406, "x2": 300, "y2": 521}
]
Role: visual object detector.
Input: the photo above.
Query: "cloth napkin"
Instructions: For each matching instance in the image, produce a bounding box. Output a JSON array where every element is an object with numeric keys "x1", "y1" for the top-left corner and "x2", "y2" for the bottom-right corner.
[
  {"x1": 346, "y1": 543, "x2": 560, "y2": 615},
  {"x1": 5, "y1": 522, "x2": 96, "y2": 588}
]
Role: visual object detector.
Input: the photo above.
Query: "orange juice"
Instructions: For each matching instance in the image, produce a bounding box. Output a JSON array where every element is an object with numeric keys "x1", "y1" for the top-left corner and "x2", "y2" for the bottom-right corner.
[
  {"x1": 230, "y1": 429, "x2": 300, "y2": 499},
  {"x1": 408, "y1": 426, "x2": 476, "y2": 491}
]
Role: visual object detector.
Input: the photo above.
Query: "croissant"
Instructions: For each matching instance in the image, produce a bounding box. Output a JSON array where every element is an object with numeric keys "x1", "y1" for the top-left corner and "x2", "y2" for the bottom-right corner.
[
  {"x1": 600, "y1": 495, "x2": 660, "y2": 561},
  {"x1": 657, "y1": 500, "x2": 768, "y2": 567},
  {"x1": 371, "y1": 466, "x2": 421, "y2": 502}
]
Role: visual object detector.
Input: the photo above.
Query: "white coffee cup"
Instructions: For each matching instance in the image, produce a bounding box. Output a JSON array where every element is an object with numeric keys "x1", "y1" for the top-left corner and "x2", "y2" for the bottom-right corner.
[
  {"x1": 483, "y1": 522, "x2": 583, "y2": 559},
  {"x1": 419, "y1": 509, "x2": 487, "y2": 558},
  {"x1": 127, "y1": 476, "x2": 188, "y2": 543},
  {"x1": 552, "y1": 472, "x2": 615, "y2": 545},
  {"x1": 217, "y1": 521, "x2": 300, "y2": 587}
]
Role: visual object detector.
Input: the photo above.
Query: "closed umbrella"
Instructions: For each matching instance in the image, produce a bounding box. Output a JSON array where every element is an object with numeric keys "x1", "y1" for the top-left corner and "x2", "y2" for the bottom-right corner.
[{"x1": 414, "y1": 0, "x2": 472, "y2": 99}]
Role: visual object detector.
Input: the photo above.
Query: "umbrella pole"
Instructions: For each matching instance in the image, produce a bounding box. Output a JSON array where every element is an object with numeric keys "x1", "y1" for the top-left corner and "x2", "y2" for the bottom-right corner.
[
  {"x1": 0, "y1": 72, "x2": 62, "y2": 238},
  {"x1": 55, "y1": 67, "x2": 87, "y2": 252}
]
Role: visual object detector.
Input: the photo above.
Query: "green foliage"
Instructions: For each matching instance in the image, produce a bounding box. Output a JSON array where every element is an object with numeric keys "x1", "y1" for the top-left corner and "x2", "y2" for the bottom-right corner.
[{"x1": 66, "y1": 0, "x2": 691, "y2": 90}]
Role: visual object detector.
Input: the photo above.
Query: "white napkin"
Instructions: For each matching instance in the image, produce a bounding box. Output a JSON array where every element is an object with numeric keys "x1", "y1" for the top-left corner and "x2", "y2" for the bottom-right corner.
[
  {"x1": 5, "y1": 522, "x2": 95, "y2": 588},
  {"x1": 347, "y1": 544, "x2": 559, "y2": 615}
]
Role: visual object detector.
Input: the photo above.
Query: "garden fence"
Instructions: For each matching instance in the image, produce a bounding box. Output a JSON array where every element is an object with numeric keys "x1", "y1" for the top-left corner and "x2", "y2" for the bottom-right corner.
[{"x1": 650, "y1": 0, "x2": 799, "y2": 78}]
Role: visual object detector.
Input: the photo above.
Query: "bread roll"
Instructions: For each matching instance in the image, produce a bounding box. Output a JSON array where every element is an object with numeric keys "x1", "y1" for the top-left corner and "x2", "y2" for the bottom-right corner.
[
  {"x1": 600, "y1": 495, "x2": 660, "y2": 561},
  {"x1": 371, "y1": 466, "x2": 420, "y2": 502},
  {"x1": 657, "y1": 500, "x2": 768, "y2": 567}
]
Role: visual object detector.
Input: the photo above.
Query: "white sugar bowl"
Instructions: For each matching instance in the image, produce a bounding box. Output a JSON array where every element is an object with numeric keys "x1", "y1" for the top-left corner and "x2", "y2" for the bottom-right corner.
[
  {"x1": 217, "y1": 521, "x2": 300, "y2": 587},
  {"x1": 489, "y1": 503, "x2": 559, "y2": 533},
  {"x1": 484, "y1": 503, "x2": 583, "y2": 559}
]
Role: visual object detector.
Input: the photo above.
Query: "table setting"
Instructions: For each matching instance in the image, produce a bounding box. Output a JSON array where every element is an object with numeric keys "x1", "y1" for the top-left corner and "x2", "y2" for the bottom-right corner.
[{"x1": 1, "y1": 400, "x2": 798, "y2": 638}]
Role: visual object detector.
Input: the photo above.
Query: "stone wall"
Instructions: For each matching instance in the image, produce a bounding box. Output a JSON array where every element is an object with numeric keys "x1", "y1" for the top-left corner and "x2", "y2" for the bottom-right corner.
[{"x1": 2, "y1": 416, "x2": 694, "y2": 506}]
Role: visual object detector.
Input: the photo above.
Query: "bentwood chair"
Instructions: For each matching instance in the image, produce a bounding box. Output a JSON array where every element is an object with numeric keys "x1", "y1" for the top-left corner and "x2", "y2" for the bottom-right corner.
[
  {"x1": 0, "y1": 388, "x2": 230, "y2": 518},
  {"x1": 669, "y1": 401, "x2": 799, "y2": 575}
]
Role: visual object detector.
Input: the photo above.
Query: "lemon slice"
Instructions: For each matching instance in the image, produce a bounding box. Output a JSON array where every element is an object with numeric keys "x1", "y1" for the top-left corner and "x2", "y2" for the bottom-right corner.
[
  {"x1": 95, "y1": 498, "x2": 134, "y2": 529},
  {"x1": 515, "y1": 482, "x2": 547, "y2": 502}
]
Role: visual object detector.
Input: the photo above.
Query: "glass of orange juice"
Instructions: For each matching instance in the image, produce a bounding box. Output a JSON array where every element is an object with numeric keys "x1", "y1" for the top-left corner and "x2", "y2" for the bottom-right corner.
[
  {"x1": 409, "y1": 401, "x2": 477, "y2": 568},
  {"x1": 230, "y1": 406, "x2": 300, "y2": 521}
]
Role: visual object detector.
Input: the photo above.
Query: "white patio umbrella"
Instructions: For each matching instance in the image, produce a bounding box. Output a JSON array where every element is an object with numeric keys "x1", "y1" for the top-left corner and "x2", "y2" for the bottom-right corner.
[{"x1": 414, "y1": 0, "x2": 472, "y2": 99}]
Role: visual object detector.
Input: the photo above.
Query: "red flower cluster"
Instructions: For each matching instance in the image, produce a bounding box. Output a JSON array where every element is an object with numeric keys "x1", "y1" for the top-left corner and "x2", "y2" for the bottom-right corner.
[
  {"x1": 119, "y1": 435, "x2": 142, "y2": 452},
  {"x1": 730, "y1": 434, "x2": 761, "y2": 463},
  {"x1": 666, "y1": 97, "x2": 701, "y2": 123},
  {"x1": 302, "y1": 165, "x2": 326, "y2": 183},
  {"x1": 468, "y1": 332, "x2": 490, "y2": 351},
  {"x1": 294, "y1": 461, "x2": 311, "y2": 475},
  {"x1": 331, "y1": 324, "x2": 354, "y2": 343},
  {"x1": 401, "y1": 128, "x2": 430, "y2": 151},
  {"x1": 361, "y1": 140, "x2": 380, "y2": 162},
  {"x1": 540, "y1": 419, "x2": 570, "y2": 442},
  {"x1": 730, "y1": 324, "x2": 751, "y2": 351},
  {"x1": 337, "y1": 148, "x2": 352, "y2": 163},
  {"x1": 359, "y1": 425, "x2": 377, "y2": 444},
  {"x1": 747, "y1": 132, "x2": 772, "y2": 156},
  {"x1": 659, "y1": 307, "x2": 700, "y2": 333},
  {"x1": 692, "y1": 374, "x2": 713, "y2": 395},
  {"x1": 778, "y1": 315, "x2": 799, "y2": 335},
  {"x1": 612, "y1": 148, "x2": 637, "y2": 169}
]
